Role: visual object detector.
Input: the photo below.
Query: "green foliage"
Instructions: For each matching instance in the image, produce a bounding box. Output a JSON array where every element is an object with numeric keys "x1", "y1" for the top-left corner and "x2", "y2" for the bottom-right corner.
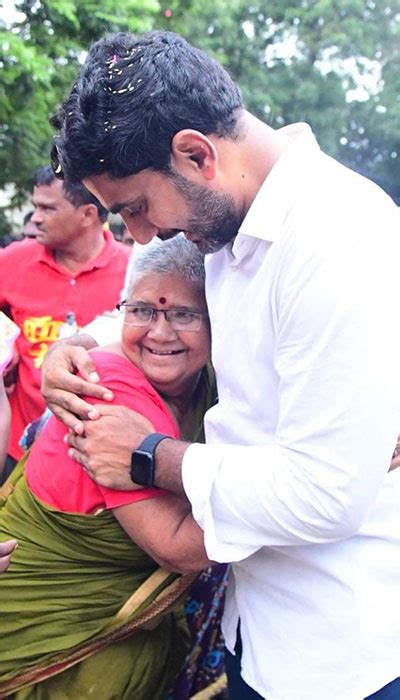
[
  {"x1": 160, "y1": 0, "x2": 400, "y2": 202},
  {"x1": 0, "y1": 0, "x2": 160, "y2": 235}
]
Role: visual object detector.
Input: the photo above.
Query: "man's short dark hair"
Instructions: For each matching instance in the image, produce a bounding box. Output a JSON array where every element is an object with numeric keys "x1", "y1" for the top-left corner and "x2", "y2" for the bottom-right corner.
[
  {"x1": 52, "y1": 31, "x2": 243, "y2": 182},
  {"x1": 23, "y1": 210, "x2": 34, "y2": 225},
  {"x1": 34, "y1": 165, "x2": 108, "y2": 222}
]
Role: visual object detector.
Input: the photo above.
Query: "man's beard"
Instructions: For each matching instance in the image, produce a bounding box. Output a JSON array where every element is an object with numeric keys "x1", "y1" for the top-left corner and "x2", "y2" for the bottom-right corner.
[{"x1": 166, "y1": 169, "x2": 242, "y2": 254}]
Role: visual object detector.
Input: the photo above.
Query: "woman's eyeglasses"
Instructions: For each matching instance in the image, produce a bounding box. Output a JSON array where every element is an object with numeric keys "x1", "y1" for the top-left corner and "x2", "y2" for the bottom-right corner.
[{"x1": 116, "y1": 301, "x2": 207, "y2": 332}]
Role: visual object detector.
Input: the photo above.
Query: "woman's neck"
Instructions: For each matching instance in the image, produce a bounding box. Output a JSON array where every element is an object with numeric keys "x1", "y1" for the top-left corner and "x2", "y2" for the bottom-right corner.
[{"x1": 161, "y1": 374, "x2": 201, "y2": 440}]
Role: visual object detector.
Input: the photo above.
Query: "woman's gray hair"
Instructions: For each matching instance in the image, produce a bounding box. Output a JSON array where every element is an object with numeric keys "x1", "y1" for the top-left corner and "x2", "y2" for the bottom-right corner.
[{"x1": 126, "y1": 233, "x2": 205, "y2": 297}]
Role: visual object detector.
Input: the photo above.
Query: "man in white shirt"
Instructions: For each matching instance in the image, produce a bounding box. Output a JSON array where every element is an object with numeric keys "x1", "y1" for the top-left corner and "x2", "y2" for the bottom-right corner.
[{"x1": 46, "y1": 31, "x2": 400, "y2": 699}]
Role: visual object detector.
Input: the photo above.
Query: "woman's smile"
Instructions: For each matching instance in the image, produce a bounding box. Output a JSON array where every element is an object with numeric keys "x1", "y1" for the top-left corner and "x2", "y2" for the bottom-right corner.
[
  {"x1": 121, "y1": 271, "x2": 210, "y2": 397},
  {"x1": 144, "y1": 346, "x2": 185, "y2": 356}
]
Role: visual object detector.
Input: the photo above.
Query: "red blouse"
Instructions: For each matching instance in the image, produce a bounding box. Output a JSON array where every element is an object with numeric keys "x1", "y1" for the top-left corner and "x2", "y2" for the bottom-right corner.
[{"x1": 25, "y1": 350, "x2": 179, "y2": 514}]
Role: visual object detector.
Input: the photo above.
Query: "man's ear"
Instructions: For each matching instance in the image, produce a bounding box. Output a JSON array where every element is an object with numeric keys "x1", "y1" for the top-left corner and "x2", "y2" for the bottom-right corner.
[
  {"x1": 80, "y1": 203, "x2": 101, "y2": 227},
  {"x1": 171, "y1": 130, "x2": 217, "y2": 181}
]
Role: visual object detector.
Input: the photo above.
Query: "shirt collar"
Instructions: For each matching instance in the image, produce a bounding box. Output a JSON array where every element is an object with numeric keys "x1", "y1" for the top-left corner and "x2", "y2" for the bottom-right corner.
[
  {"x1": 231, "y1": 123, "x2": 320, "y2": 259},
  {"x1": 38, "y1": 228, "x2": 115, "y2": 274}
]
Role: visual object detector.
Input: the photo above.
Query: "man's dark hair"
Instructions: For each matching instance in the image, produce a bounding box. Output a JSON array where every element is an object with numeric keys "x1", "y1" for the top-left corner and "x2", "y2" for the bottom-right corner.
[
  {"x1": 52, "y1": 31, "x2": 243, "y2": 182},
  {"x1": 23, "y1": 210, "x2": 34, "y2": 225},
  {"x1": 34, "y1": 165, "x2": 108, "y2": 222}
]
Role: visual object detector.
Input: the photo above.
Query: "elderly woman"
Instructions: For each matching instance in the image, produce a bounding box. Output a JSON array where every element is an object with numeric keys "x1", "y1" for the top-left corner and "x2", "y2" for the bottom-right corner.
[{"x1": 0, "y1": 236, "x2": 223, "y2": 699}]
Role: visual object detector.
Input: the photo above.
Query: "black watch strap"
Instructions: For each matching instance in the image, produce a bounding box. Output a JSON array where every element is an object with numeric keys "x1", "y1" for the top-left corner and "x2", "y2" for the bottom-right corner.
[{"x1": 130, "y1": 433, "x2": 169, "y2": 487}]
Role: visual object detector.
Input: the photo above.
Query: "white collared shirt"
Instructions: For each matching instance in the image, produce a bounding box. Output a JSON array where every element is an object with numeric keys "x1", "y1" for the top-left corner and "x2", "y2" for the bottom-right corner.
[{"x1": 182, "y1": 124, "x2": 400, "y2": 700}]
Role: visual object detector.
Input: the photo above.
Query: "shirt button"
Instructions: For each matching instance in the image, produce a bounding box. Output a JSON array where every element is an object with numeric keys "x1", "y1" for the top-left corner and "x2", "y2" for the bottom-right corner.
[{"x1": 70, "y1": 279, "x2": 76, "y2": 285}]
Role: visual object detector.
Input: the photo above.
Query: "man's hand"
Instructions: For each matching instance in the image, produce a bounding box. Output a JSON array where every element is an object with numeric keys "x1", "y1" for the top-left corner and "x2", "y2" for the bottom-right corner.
[
  {"x1": 0, "y1": 539, "x2": 17, "y2": 573},
  {"x1": 41, "y1": 339, "x2": 114, "y2": 434},
  {"x1": 65, "y1": 404, "x2": 155, "y2": 489}
]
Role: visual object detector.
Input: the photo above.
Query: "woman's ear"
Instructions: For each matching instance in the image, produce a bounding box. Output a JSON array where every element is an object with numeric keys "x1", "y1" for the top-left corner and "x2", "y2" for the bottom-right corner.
[{"x1": 171, "y1": 130, "x2": 217, "y2": 181}]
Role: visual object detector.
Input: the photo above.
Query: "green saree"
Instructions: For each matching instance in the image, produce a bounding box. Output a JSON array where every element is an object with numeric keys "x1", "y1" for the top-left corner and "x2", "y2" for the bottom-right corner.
[
  {"x1": 0, "y1": 364, "x2": 218, "y2": 699},
  {"x1": 0, "y1": 463, "x2": 191, "y2": 699}
]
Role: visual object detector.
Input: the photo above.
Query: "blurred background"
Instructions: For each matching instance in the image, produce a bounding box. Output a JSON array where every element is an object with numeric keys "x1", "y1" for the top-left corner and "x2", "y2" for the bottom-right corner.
[{"x1": 0, "y1": 0, "x2": 399, "y2": 240}]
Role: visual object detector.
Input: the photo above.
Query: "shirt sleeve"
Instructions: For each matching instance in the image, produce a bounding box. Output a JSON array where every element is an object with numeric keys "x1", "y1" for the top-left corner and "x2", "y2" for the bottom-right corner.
[
  {"x1": 82, "y1": 312, "x2": 124, "y2": 347},
  {"x1": 183, "y1": 213, "x2": 400, "y2": 563}
]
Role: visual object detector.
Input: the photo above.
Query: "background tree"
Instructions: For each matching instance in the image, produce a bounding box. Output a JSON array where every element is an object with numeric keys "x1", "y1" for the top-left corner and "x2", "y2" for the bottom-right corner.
[
  {"x1": 0, "y1": 0, "x2": 399, "y2": 237},
  {"x1": 159, "y1": 0, "x2": 400, "y2": 200},
  {"x1": 0, "y1": 0, "x2": 159, "y2": 234}
]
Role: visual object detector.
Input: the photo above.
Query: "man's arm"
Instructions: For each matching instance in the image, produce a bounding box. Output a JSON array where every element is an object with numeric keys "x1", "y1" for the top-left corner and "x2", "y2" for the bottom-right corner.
[
  {"x1": 65, "y1": 404, "x2": 189, "y2": 497},
  {"x1": 66, "y1": 394, "x2": 400, "y2": 500}
]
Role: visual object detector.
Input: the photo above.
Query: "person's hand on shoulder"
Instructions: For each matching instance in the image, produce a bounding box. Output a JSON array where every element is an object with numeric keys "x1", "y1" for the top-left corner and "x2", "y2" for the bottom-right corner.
[
  {"x1": 41, "y1": 336, "x2": 114, "y2": 434},
  {"x1": 65, "y1": 404, "x2": 155, "y2": 490}
]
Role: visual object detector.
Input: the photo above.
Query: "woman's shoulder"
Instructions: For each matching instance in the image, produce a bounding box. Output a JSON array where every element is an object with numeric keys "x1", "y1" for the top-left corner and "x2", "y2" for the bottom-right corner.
[
  {"x1": 88, "y1": 348, "x2": 146, "y2": 382},
  {"x1": 85, "y1": 348, "x2": 168, "y2": 406},
  {"x1": 85, "y1": 348, "x2": 179, "y2": 438}
]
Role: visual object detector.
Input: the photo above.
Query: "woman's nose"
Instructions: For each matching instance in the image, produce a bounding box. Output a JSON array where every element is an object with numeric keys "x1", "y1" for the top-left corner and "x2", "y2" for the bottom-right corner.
[{"x1": 146, "y1": 312, "x2": 177, "y2": 339}]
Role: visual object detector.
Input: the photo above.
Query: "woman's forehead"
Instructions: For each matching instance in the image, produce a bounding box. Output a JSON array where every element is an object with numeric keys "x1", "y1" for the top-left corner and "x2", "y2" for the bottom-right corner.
[{"x1": 129, "y1": 271, "x2": 205, "y2": 304}]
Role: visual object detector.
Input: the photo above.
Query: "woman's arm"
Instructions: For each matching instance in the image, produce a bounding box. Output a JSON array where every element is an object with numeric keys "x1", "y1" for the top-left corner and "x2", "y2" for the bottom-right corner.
[{"x1": 113, "y1": 494, "x2": 213, "y2": 573}]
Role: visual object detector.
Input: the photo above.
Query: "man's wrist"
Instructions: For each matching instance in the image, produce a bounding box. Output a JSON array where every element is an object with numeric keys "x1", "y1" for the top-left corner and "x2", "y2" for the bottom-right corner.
[
  {"x1": 153, "y1": 438, "x2": 191, "y2": 497},
  {"x1": 130, "y1": 433, "x2": 169, "y2": 487}
]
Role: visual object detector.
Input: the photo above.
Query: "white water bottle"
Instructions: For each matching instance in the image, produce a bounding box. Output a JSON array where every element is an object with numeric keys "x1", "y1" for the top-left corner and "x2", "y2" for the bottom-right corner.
[{"x1": 58, "y1": 311, "x2": 78, "y2": 339}]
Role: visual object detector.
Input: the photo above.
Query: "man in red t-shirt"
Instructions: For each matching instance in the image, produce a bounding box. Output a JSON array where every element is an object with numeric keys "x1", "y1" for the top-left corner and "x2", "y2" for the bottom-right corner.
[{"x1": 0, "y1": 166, "x2": 129, "y2": 478}]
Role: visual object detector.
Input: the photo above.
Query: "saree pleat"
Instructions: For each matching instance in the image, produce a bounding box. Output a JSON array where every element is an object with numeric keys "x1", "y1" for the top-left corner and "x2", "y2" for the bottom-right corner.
[{"x1": 0, "y1": 471, "x2": 190, "y2": 698}]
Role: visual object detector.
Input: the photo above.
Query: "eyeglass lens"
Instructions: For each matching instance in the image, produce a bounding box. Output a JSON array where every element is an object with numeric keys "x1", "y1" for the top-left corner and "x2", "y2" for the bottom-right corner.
[{"x1": 121, "y1": 305, "x2": 203, "y2": 331}]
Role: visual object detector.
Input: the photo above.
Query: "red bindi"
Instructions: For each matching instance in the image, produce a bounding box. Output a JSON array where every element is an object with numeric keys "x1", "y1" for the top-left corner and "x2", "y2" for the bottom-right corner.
[{"x1": 159, "y1": 297, "x2": 167, "y2": 304}]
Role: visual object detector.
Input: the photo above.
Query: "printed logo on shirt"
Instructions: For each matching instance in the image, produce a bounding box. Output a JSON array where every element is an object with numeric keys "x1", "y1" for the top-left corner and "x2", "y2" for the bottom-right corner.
[{"x1": 23, "y1": 316, "x2": 65, "y2": 368}]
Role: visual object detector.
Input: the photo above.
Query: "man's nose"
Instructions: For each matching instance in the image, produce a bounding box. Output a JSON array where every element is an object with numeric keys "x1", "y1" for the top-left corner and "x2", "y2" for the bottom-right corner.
[
  {"x1": 31, "y1": 209, "x2": 42, "y2": 224},
  {"x1": 124, "y1": 217, "x2": 158, "y2": 246}
]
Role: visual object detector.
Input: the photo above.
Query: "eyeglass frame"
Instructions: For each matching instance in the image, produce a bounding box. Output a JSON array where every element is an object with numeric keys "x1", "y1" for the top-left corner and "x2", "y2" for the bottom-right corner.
[{"x1": 116, "y1": 300, "x2": 208, "y2": 332}]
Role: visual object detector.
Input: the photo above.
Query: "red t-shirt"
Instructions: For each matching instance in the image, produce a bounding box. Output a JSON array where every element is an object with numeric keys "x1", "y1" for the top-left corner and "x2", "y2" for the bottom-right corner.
[
  {"x1": 26, "y1": 351, "x2": 179, "y2": 513},
  {"x1": 0, "y1": 232, "x2": 130, "y2": 459}
]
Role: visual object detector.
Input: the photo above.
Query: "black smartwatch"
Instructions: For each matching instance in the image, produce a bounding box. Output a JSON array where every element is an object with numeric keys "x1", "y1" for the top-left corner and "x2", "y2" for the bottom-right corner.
[{"x1": 130, "y1": 433, "x2": 169, "y2": 487}]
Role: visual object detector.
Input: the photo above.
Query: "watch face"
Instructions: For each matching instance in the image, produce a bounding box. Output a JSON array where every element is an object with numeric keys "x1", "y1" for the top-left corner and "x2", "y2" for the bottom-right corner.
[
  {"x1": 130, "y1": 434, "x2": 167, "y2": 488},
  {"x1": 131, "y1": 449, "x2": 153, "y2": 486}
]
